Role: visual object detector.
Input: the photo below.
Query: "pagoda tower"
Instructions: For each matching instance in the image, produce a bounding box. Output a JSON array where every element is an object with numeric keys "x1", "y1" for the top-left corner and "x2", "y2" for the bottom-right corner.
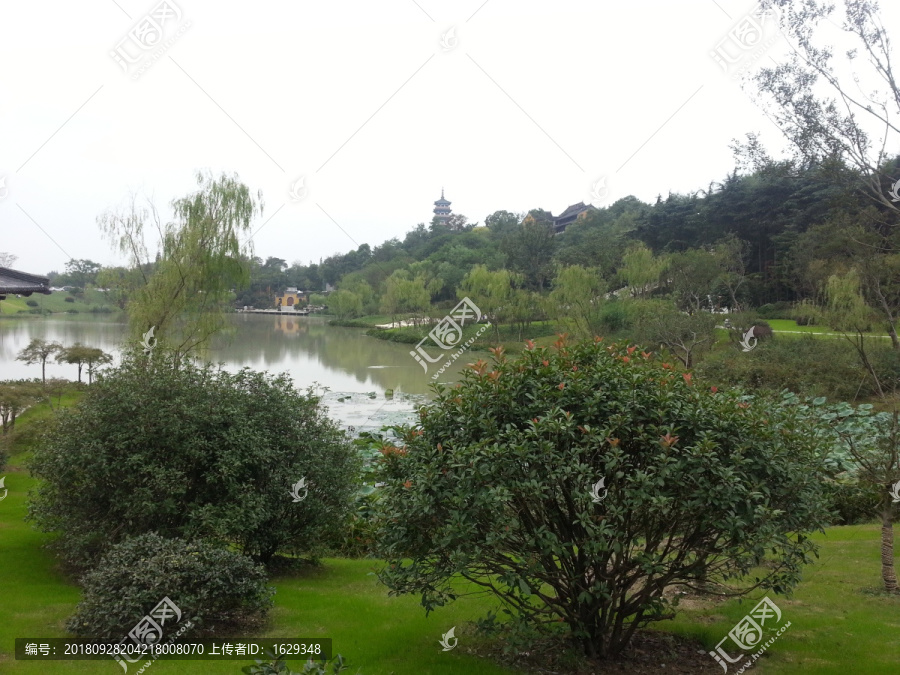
[{"x1": 433, "y1": 189, "x2": 452, "y2": 226}]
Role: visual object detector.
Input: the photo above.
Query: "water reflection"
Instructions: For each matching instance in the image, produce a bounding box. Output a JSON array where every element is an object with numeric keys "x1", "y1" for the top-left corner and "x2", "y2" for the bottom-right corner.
[{"x1": 0, "y1": 313, "x2": 474, "y2": 428}]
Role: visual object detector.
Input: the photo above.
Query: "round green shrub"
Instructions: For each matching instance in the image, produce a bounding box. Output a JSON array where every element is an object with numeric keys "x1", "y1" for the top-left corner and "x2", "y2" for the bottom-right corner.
[
  {"x1": 64, "y1": 297, "x2": 75, "y2": 303},
  {"x1": 752, "y1": 321, "x2": 773, "y2": 340},
  {"x1": 792, "y1": 299, "x2": 823, "y2": 326},
  {"x1": 756, "y1": 301, "x2": 792, "y2": 320},
  {"x1": 26, "y1": 299, "x2": 39, "y2": 307},
  {"x1": 67, "y1": 533, "x2": 273, "y2": 640},
  {"x1": 599, "y1": 300, "x2": 629, "y2": 332},
  {"x1": 822, "y1": 479, "x2": 881, "y2": 525},
  {"x1": 29, "y1": 354, "x2": 361, "y2": 568},
  {"x1": 376, "y1": 336, "x2": 829, "y2": 658}
]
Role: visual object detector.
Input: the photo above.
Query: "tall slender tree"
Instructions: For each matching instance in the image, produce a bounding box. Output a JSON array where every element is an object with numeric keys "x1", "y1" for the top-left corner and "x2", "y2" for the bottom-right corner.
[{"x1": 99, "y1": 171, "x2": 262, "y2": 359}]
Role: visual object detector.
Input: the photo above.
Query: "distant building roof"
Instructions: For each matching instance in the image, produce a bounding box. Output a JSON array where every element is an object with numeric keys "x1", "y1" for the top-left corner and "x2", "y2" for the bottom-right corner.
[
  {"x1": 0, "y1": 267, "x2": 52, "y2": 298},
  {"x1": 552, "y1": 202, "x2": 596, "y2": 234}
]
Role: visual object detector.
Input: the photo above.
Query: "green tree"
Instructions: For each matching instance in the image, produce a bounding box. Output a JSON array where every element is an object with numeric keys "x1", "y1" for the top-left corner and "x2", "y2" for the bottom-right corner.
[
  {"x1": 507, "y1": 288, "x2": 544, "y2": 342},
  {"x1": 339, "y1": 275, "x2": 375, "y2": 314},
  {"x1": 99, "y1": 171, "x2": 261, "y2": 359},
  {"x1": 825, "y1": 269, "x2": 885, "y2": 397},
  {"x1": 328, "y1": 289, "x2": 363, "y2": 320},
  {"x1": 637, "y1": 306, "x2": 717, "y2": 368},
  {"x1": 714, "y1": 234, "x2": 750, "y2": 311},
  {"x1": 376, "y1": 338, "x2": 828, "y2": 658},
  {"x1": 96, "y1": 266, "x2": 140, "y2": 311},
  {"x1": 83, "y1": 347, "x2": 113, "y2": 385},
  {"x1": 547, "y1": 265, "x2": 607, "y2": 338},
  {"x1": 56, "y1": 343, "x2": 95, "y2": 384},
  {"x1": 61, "y1": 259, "x2": 102, "y2": 288},
  {"x1": 458, "y1": 265, "x2": 512, "y2": 341},
  {"x1": 555, "y1": 206, "x2": 639, "y2": 276},
  {"x1": 501, "y1": 217, "x2": 556, "y2": 291},
  {"x1": 619, "y1": 243, "x2": 665, "y2": 299},
  {"x1": 16, "y1": 338, "x2": 63, "y2": 384},
  {"x1": 484, "y1": 209, "x2": 520, "y2": 235},
  {"x1": 753, "y1": 0, "x2": 900, "y2": 214},
  {"x1": 666, "y1": 248, "x2": 721, "y2": 314},
  {"x1": 0, "y1": 380, "x2": 43, "y2": 435},
  {"x1": 28, "y1": 353, "x2": 361, "y2": 568},
  {"x1": 793, "y1": 396, "x2": 900, "y2": 593},
  {"x1": 380, "y1": 271, "x2": 430, "y2": 325}
]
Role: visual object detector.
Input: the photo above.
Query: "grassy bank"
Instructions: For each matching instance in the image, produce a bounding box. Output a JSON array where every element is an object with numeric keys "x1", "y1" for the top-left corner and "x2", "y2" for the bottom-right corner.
[{"x1": 0, "y1": 290, "x2": 119, "y2": 316}]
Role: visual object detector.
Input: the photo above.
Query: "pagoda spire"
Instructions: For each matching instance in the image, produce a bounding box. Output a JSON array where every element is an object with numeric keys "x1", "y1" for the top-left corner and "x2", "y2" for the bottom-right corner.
[{"x1": 433, "y1": 188, "x2": 452, "y2": 226}]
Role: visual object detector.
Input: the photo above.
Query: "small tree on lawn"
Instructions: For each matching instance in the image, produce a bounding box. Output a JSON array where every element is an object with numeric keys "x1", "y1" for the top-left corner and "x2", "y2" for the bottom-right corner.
[
  {"x1": 82, "y1": 348, "x2": 113, "y2": 385},
  {"x1": 28, "y1": 351, "x2": 360, "y2": 569},
  {"x1": 638, "y1": 306, "x2": 717, "y2": 368},
  {"x1": 57, "y1": 343, "x2": 91, "y2": 384},
  {"x1": 375, "y1": 336, "x2": 829, "y2": 659},
  {"x1": 16, "y1": 338, "x2": 63, "y2": 384},
  {"x1": 0, "y1": 380, "x2": 44, "y2": 435}
]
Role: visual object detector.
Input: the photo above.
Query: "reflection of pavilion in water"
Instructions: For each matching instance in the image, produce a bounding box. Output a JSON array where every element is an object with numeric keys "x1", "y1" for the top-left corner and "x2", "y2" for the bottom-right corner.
[{"x1": 273, "y1": 317, "x2": 308, "y2": 334}]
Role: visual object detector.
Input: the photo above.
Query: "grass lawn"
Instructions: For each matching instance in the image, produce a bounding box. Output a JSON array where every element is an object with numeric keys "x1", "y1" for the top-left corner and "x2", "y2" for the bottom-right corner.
[
  {"x1": 0, "y1": 452, "x2": 518, "y2": 675},
  {"x1": 2, "y1": 399, "x2": 899, "y2": 674},
  {"x1": 766, "y1": 318, "x2": 893, "y2": 339},
  {"x1": 0, "y1": 290, "x2": 118, "y2": 316},
  {"x1": 659, "y1": 523, "x2": 900, "y2": 674}
]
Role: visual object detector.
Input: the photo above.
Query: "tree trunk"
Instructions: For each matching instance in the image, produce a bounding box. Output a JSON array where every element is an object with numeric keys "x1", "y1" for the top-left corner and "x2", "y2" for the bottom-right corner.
[
  {"x1": 881, "y1": 498, "x2": 898, "y2": 593},
  {"x1": 849, "y1": 332, "x2": 885, "y2": 398}
]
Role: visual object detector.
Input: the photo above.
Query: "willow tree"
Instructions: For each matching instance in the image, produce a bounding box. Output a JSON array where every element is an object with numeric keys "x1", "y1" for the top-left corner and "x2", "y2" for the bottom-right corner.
[
  {"x1": 99, "y1": 171, "x2": 262, "y2": 359},
  {"x1": 619, "y1": 243, "x2": 665, "y2": 300},
  {"x1": 547, "y1": 264, "x2": 607, "y2": 338},
  {"x1": 825, "y1": 269, "x2": 885, "y2": 397}
]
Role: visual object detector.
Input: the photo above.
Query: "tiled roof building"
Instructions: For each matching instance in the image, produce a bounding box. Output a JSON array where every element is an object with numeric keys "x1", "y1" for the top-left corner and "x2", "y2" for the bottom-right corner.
[{"x1": 0, "y1": 267, "x2": 52, "y2": 300}]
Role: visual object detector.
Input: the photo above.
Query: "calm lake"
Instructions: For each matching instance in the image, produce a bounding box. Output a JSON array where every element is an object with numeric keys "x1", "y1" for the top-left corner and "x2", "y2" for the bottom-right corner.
[{"x1": 0, "y1": 313, "x2": 472, "y2": 433}]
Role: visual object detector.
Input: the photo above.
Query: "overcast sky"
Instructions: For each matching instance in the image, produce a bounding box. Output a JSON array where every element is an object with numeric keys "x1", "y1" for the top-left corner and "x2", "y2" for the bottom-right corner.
[{"x1": 3, "y1": 0, "x2": 890, "y2": 276}]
